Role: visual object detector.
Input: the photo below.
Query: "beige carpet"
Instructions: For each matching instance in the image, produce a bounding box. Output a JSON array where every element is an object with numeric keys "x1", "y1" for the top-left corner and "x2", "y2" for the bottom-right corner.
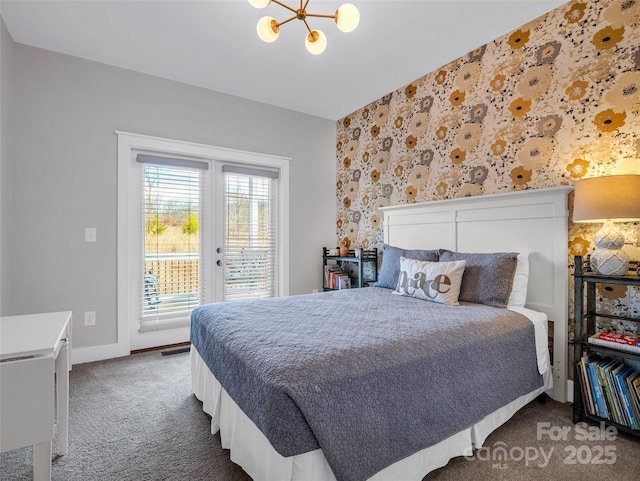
[{"x1": 1, "y1": 349, "x2": 638, "y2": 480}]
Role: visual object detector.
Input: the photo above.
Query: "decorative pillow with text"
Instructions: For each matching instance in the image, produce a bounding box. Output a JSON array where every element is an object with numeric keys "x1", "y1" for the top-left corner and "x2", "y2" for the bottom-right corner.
[{"x1": 393, "y1": 257, "x2": 466, "y2": 305}]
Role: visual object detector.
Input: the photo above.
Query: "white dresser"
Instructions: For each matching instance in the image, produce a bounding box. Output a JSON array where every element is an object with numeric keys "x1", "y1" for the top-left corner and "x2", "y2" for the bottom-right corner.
[{"x1": 0, "y1": 311, "x2": 72, "y2": 481}]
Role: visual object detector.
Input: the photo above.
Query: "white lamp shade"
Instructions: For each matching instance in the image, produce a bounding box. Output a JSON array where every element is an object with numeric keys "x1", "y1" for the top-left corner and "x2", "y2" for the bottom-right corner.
[
  {"x1": 335, "y1": 3, "x2": 360, "y2": 32},
  {"x1": 249, "y1": 0, "x2": 271, "y2": 9},
  {"x1": 573, "y1": 174, "x2": 640, "y2": 276},
  {"x1": 573, "y1": 174, "x2": 640, "y2": 223},
  {"x1": 306, "y1": 30, "x2": 327, "y2": 55},
  {"x1": 257, "y1": 16, "x2": 279, "y2": 43}
]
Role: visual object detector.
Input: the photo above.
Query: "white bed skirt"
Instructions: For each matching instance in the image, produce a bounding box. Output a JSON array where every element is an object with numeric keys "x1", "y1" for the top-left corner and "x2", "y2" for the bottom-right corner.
[{"x1": 190, "y1": 346, "x2": 553, "y2": 481}]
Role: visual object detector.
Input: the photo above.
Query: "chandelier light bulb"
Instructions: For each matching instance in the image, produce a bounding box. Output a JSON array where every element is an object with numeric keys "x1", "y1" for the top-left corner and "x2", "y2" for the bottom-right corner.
[
  {"x1": 335, "y1": 3, "x2": 360, "y2": 33},
  {"x1": 248, "y1": 0, "x2": 271, "y2": 9},
  {"x1": 305, "y1": 30, "x2": 327, "y2": 55},
  {"x1": 256, "y1": 16, "x2": 279, "y2": 43},
  {"x1": 250, "y1": 1, "x2": 359, "y2": 54}
]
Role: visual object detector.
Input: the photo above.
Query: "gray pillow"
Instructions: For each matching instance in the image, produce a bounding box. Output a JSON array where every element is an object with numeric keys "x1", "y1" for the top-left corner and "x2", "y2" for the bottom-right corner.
[
  {"x1": 375, "y1": 244, "x2": 440, "y2": 289},
  {"x1": 438, "y1": 251, "x2": 518, "y2": 308}
]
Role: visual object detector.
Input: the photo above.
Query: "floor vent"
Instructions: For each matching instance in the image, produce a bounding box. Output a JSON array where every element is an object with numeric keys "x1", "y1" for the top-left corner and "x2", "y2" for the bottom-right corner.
[{"x1": 161, "y1": 347, "x2": 191, "y2": 356}]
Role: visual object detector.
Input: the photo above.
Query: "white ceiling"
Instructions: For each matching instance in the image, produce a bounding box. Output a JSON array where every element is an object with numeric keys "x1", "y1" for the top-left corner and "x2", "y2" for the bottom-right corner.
[{"x1": 0, "y1": 0, "x2": 567, "y2": 121}]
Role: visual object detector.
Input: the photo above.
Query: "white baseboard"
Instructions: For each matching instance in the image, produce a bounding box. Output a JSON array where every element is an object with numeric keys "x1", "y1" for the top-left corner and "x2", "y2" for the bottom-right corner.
[
  {"x1": 130, "y1": 326, "x2": 190, "y2": 351},
  {"x1": 71, "y1": 326, "x2": 190, "y2": 365},
  {"x1": 72, "y1": 342, "x2": 129, "y2": 365}
]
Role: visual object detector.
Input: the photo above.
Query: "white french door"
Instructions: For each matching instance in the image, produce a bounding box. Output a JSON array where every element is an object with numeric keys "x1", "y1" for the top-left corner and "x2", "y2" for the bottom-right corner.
[
  {"x1": 117, "y1": 132, "x2": 289, "y2": 352},
  {"x1": 214, "y1": 164, "x2": 280, "y2": 302}
]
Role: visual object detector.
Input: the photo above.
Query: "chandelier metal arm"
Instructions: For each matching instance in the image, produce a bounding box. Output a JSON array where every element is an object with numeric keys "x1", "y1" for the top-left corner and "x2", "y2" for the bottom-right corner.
[
  {"x1": 302, "y1": 18, "x2": 312, "y2": 34},
  {"x1": 304, "y1": 13, "x2": 337, "y2": 20},
  {"x1": 277, "y1": 15, "x2": 298, "y2": 28},
  {"x1": 270, "y1": 0, "x2": 297, "y2": 15}
]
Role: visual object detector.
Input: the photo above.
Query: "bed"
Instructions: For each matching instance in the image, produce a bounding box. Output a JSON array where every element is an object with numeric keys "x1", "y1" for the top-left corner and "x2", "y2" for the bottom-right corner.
[{"x1": 190, "y1": 186, "x2": 572, "y2": 481}]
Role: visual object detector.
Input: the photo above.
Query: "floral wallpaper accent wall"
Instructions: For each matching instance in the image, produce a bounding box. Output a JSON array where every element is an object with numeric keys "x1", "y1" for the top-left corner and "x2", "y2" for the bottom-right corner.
[
  {"x1": 336, "y1": 0, "x2": 639, "y2": 250},
  {"x1": 335, "y1": 0, "x2": 640, "y2": 334}
]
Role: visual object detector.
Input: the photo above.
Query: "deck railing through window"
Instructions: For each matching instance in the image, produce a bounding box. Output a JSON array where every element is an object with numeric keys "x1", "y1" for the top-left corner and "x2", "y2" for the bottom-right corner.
[
  {"x1": 143, "y1": 253, "x2": 199, "y2": 316},
  {"x1": 142, "y1": 250, "x2": 271, "y2": 314}
]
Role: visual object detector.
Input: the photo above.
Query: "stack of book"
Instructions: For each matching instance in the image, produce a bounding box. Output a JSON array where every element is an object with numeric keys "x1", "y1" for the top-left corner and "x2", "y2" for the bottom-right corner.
[
  {"x1": 324, "y1": 266, "x2": 352, "y2": 289},
  {"x1": 576, "y1": 352, "x2": 640, "y2": 430},
  {"x1": 588, "y1": 331, "x2": 640, "y2": 354}
]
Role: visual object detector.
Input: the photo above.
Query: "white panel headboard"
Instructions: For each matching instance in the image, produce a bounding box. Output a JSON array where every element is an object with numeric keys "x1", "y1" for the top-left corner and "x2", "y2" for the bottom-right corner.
[{"x1": 380, "y1": 186, "x2": 573, "y2": 402}]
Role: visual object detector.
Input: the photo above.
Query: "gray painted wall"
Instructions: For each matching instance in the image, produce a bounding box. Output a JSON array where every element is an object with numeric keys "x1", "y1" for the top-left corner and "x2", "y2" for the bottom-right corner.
[
  {"x1": 1, "y1": 18, "x2": 16, "y2": 314},
  {"x1": 0, "y1": 21, "x2": 336, "y2": 349}
]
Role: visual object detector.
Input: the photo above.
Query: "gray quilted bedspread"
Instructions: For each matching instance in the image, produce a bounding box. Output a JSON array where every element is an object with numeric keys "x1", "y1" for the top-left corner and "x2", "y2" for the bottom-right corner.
[{"x1": 190, "y1": 287, "x2": 542, "y2": 481}]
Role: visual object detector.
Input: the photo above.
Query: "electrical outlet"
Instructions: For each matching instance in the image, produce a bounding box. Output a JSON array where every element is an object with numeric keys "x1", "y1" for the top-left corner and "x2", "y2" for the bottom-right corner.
[
  {"x1": 84, "y1": 311, "x2": 96, "y2": 326},
  {"x1": 85, "y1": 227, "x2": 97, "y2": 242}
]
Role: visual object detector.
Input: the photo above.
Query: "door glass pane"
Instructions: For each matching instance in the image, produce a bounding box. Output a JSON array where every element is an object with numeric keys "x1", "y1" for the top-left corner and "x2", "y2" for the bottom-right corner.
[
  {"x1": 224, "y1": 172, "x2": 278, "y2": 301},
  {"x1": 142, "y1": 164, "x2": 202, "y2": 322}
]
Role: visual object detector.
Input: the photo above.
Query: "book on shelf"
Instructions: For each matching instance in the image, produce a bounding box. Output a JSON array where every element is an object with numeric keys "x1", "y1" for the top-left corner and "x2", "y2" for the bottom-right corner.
[
  {"x1": 586, "y1": 355, "x2": 608, "y2": 418},
  {"x1": 324, "y1": 266, "x2": 352, "y2": 289},
  {"x1": 626, "y1": 371, "x2": 640, "y2": 419},
  {"x1": 596, "y1": 358, "x2": 621, "y2": 424},
  {"x1": 588, "y1": 334, "x2": 640, "y2": 354},
  {"x1": 603, "y1": 360, "x2": 627, "y2": 426},
  {"x1": 577, "y1": 354, "x2": 640, "y2": 430},
  {"x1": 578, "y1": 355, "x2": 596, "y2": 416},
  {"x1": 337, "y1": 275, "x2": 351, "y2": 290},
  {"x1": 324, "y1": 266, "x2": 341, "y2": 289},
  {"x1": 595, "y1": 331, "x2": 640, "y2": 347},
  {"x1": 630, "y1": 373, "x2": 640, "y2": 426},
  {"x1": 614, "y1": 365, "x2": 639, "y2": 430}
]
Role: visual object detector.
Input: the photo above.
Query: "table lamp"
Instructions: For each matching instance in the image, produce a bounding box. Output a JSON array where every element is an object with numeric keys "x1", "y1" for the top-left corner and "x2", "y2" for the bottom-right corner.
[{"x1": 573, "y1": 174, "x2": 640, "y2": 276}]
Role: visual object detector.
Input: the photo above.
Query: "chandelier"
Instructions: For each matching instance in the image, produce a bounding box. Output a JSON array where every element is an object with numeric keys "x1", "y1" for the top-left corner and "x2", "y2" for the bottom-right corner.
[{"x1": 248, "y1": 0, "x2": 360, "y2": 55}]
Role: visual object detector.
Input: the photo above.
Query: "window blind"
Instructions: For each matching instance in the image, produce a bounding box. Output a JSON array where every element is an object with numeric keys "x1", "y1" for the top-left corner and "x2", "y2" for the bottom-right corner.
[
  {"x1": 140, "y1": 157, "x2": 206, "y2": 331},
  {"x1": 223, "y1": 167, "x2": 279, "y2": 301}
]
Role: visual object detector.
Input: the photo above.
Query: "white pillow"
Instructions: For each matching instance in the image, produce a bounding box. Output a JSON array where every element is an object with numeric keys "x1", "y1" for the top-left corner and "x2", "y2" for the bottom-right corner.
[
  {"x1": 507, "y1": 252, "x2": 530, "y2": 308},
  {"x1": 394, "y1": 257, "x2": 466, "y2": 305}
]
